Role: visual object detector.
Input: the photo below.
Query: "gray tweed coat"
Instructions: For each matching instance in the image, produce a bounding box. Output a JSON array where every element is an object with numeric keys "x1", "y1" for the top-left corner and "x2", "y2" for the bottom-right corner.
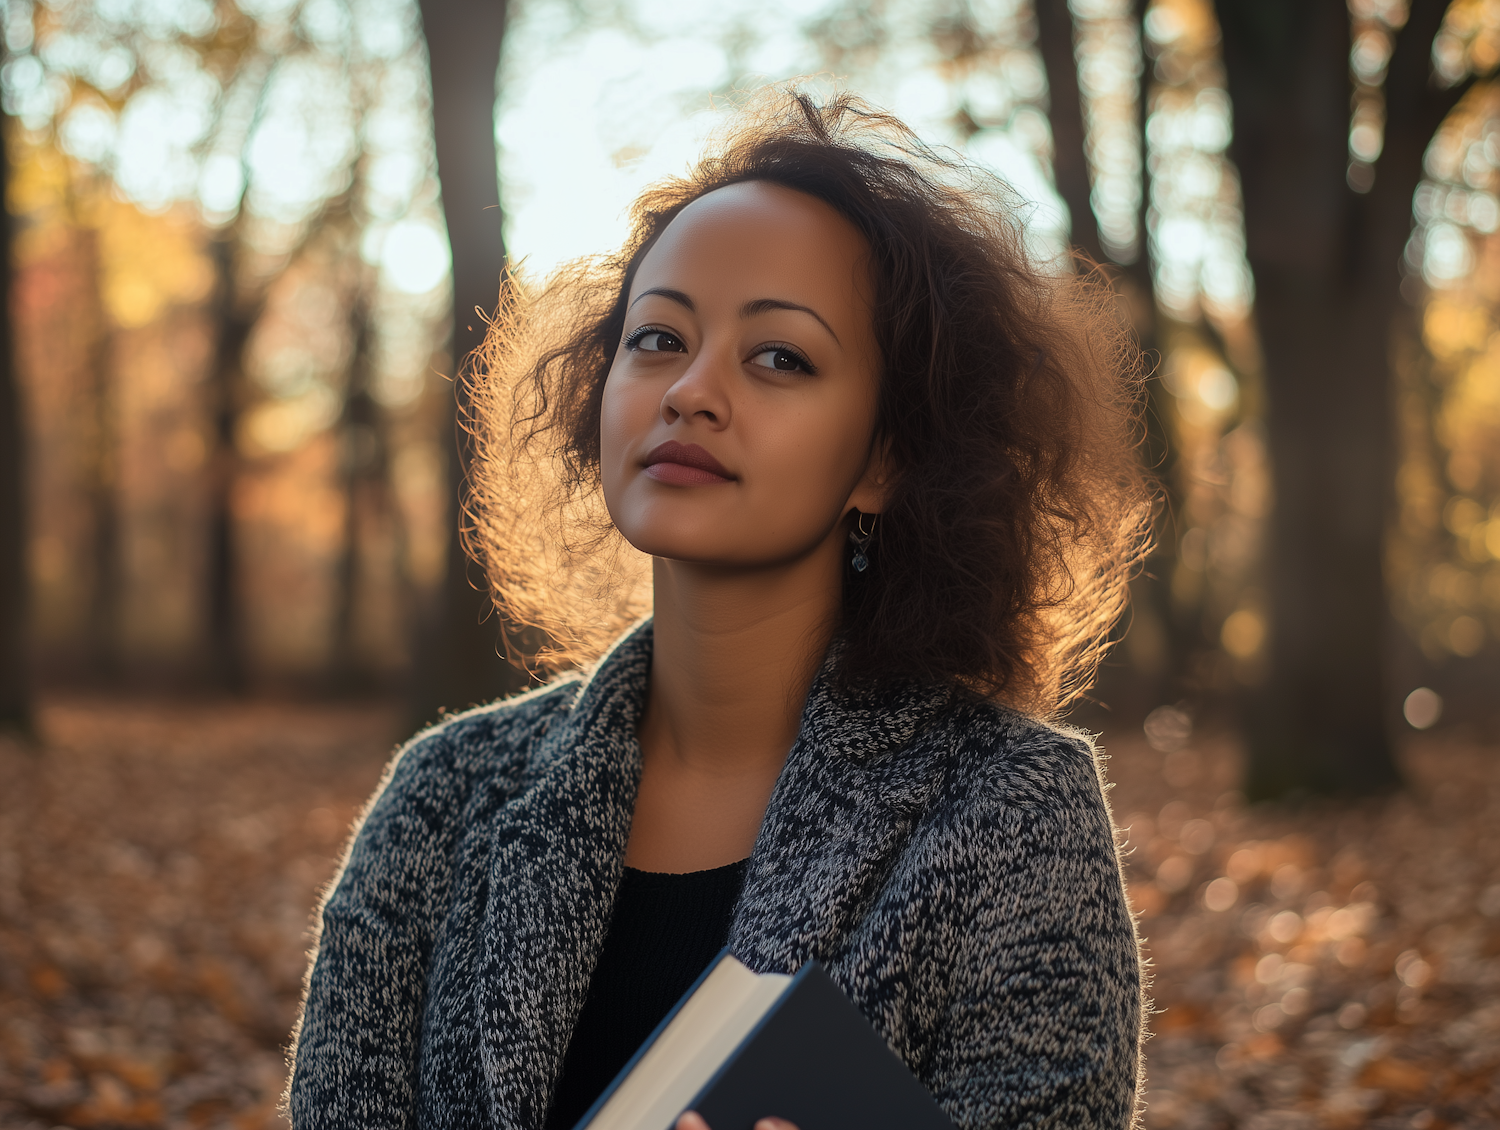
[{"x1": 289, "y1": 621, "x2": 1142, "y2": 1130}]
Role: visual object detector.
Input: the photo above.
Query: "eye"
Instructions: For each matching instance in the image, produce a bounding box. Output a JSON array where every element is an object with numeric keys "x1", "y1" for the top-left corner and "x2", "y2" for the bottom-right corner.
[
  {"x1": 748, "y1": 345, "x2": 815, "y2": 374},
  {"x1": 625, "y1": 328, "x2": 687, "y2": 353}
]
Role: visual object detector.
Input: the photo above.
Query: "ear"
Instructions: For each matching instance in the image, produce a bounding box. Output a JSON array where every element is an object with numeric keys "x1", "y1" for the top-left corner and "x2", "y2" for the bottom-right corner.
[{"x1": 845, "y1": 434, "x2": 897, "y2": 516}]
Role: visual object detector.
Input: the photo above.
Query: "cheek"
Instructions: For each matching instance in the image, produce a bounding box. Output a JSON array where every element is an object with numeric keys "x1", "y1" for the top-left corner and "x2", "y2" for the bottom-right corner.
[
  {"x1": 598, "y1": 368, "x2": 628, "y2": 514},
  {"x1": 748, "y1": 386, "x2": 877, "y2": 514},
  {"x1": 598, "y1": 363, "x2": 644, "y2": 480},
  {"x1": 599, "y1": 361, "x2": 677, "y2": 535}
]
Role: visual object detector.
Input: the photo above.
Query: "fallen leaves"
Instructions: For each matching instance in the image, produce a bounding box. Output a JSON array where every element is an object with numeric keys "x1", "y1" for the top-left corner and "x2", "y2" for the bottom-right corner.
[
  {"x1": 1111, "y1": 729, "x2": 1500, "y2": 1128},
  {"x1": 0, "y1": 698, "x2": 397, "y2": 1130}
]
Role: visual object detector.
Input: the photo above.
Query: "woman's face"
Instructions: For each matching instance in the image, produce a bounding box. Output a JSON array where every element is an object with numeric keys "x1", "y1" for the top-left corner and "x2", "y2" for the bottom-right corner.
[{"x1": 600, "y1": 181, "x2": 888, "y2": 569}]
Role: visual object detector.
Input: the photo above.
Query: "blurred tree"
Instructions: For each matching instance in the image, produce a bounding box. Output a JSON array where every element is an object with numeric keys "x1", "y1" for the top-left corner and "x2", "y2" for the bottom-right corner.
[
  {"x1": 1118, "y1": 0, "x2": 1195, "y2": 708},
  {"x1": 203, "y1": 224, "x2": 253, "y2": 692},
  {"x1": 411, "y1": 0, "x2": 529, "y2": 729},
  {"x1": 330, "y1": 280, "x2": 391, "y2": 692},
  {"x1": 1037, "y1": 0, "x2": 1188, "y2": 707},
  {"x1": 206, "y1": 185, "x2": 379, "y2": 691},
  {"x1": 77, "y1": 223, "x2": 121, "y2": 680},
  {"x1": 1035, "y1": 0, "x2": 1105, "y2": 265},
  {"x1": 194, "y1": 22, "x2": 386, "y2": 693},
  {"x1": 0, "y1": 110, "x2": 32, "y2": 738},
  {"x1": 196, "y1": 31, "x2": 317, "y2": 693},
  {"x1": 1215, "y1": 0, "x2": 1468, "y2": 797},
  {"x1": 7, "y1": 0, "x2": 473, "y2": 694}
]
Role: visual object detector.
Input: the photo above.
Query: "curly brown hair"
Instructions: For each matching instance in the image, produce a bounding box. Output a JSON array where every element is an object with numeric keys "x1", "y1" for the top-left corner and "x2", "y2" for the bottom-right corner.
[{"x1": 467, "y1": 88, "x2": 1153, "y2": 717}]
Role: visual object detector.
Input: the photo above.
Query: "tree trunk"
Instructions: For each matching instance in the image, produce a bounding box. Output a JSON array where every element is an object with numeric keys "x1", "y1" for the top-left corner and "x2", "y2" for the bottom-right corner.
[
  {"x1": 410, "y1": 0, "x2": 528, "y2": 730},
  {"x1": 1034, "y1": 0, "x2": 1104, "y2": 266},
  {"x1": 330, "y1": 289, "x2": 385, "y2": 692},
  {"x1": 0, "y1": 113, "x2": 32, "y2": 738},
  {"x1": 1214, "y1": 0, "x2": 1458, "y2": 797},
  {"x1": 1123, "y1": 0, "x2": 1194, "y2": 708},
  {"x1": 201, "y1": 187, "x2": 365, "y2": 694},
  {"x1": 79, "y1": 229, "x2": 122, "y2": 682},
  {"x1": 204, "y1": 232, "x2": 253, "y2": 693},
  {"x1": 1037, "y1": 0, "x2": 1186, "y2": 707}
]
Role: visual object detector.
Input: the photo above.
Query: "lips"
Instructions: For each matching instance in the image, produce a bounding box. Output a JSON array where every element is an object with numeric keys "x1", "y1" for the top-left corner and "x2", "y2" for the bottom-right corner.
[{"x1": 643, "y1": 441, "x2": 734, "y2": 485}]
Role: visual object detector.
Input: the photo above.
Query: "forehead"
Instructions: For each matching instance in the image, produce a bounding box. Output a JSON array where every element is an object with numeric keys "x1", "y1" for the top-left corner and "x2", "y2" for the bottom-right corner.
[{"x1": 633, "y1": 181, "x2": 870, "y2": 296}]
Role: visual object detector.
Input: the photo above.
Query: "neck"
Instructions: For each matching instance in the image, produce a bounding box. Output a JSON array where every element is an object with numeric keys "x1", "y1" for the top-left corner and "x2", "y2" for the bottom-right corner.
[{"x1": 642, "y1": 535, "x2": 844, "y2": 777}]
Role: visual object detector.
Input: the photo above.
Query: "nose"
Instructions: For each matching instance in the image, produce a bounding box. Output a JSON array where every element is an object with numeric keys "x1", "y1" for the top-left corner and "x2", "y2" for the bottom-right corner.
[{"x1": 660, "y1": 349, "x2": 732, "y2": 429}]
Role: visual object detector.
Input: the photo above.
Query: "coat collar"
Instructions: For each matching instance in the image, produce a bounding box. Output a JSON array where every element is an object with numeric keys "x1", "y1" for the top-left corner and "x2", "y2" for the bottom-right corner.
[
  {"x1": 729, "y1": 644, "x2": 958, "y2": 978},
  {"x1": 475, "y1": 619, "x2": 957, "y2": 1128},
  {"x1": 476, "y1": 623, "x2": 653, "y2": 1128}
]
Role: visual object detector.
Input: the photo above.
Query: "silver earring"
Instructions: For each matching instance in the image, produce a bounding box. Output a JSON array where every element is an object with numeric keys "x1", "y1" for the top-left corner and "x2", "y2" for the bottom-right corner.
[{"x1": 849, "y1": 512, "x2": 876, "y2": 572}]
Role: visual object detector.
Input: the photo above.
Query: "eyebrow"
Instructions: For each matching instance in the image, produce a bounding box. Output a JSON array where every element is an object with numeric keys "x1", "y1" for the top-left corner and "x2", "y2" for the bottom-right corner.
[
  {"x1": 630, "y1": 286, "x2": 694, "y2": 311},
  {"x1": 740, "y1": 298, "x2": 840, "y2": 345},
  {"x1": 629, "y1": 288, "x2": 841, "y2": 345}
]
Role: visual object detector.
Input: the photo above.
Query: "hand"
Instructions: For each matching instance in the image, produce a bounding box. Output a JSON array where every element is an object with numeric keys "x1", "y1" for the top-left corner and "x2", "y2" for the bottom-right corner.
[{"x1": 675, "y1": 1112, "x2": 799, "y2": 1130}]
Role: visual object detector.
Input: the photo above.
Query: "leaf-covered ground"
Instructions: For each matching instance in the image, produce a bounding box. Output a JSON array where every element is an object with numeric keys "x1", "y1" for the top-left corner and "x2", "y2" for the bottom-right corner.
[
  {"x1": 0, "y1": 698, "x2": 1496, "y2": 1129},
  {"x1": 1110, "y1": 725, "x2": 1500, "y2": 1130}
]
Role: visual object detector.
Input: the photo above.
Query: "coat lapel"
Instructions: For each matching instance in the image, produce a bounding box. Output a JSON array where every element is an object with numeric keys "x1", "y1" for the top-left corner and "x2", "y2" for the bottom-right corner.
[
  {"x1": 729, "y1": 665, "x2": 955, "y2": 976},
  {"x1": 477, "y1": 624, "x2": 653, "y2": 1130}
]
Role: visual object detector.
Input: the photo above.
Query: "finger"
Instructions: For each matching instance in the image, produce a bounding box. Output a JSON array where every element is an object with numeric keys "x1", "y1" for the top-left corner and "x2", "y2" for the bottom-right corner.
[{"x1": 676, "y1": 1113, "x2": 712, "y2": 1130}]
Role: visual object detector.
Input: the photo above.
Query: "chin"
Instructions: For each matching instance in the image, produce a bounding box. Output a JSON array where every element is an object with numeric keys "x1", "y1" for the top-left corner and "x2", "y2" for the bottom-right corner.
[
  {"x1": 608, "y1": 493, "x2": 831, "y2": 570},
  {"x1": 610, "y1": 495, "x2": 735, "y2": 562},
  {"x1": 625, "y1": 526, "x2": 834, "y2": 572},
  {"x1": 618, "y1": 528, "x2": 743, "y2": 566}
]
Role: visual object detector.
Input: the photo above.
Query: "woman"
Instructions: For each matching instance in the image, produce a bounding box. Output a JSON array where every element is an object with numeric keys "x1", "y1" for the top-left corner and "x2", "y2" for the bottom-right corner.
[{"x1": 290, "y1": 90, "x2": 1151, "y2": 1130}]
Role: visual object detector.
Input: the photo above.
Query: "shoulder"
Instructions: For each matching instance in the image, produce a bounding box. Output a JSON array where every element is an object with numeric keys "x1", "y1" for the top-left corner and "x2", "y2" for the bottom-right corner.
[
  {"x1": 365, "y1": 676, "x2": 585, "y2": 819},
  {"x1": 914, "y1": 700, "x2": 1116, "y2": 845},
  {"x1": 926, "y1": 699, "x2": 1103, "y2": 797},
  {"x1": 411, "y1": 676, "x2": 584, "y2": 762},
  {"x1": 950, "y1": 704, "x2": 1105, "y2": 804}
]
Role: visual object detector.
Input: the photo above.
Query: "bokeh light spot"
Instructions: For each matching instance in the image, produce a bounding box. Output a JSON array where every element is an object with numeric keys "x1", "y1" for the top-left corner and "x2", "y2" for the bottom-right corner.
[
  {"x1": 1402, "y1": 686, "x2": 1443, "y2": 729},
  {"x1": 1220, "y1": 609, "x2": 1265, "y2": 659},
  {"x1": 1203, "y1": 877, "x2": 1238, "y2": 912},
  {"x1": 380, "y1": 221, "x2": 450, "y2": 295}
]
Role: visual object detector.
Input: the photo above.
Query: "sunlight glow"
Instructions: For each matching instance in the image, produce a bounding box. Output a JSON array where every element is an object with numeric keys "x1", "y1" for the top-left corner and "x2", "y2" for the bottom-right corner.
[
  {"x1": 114, "y1": 84, "x2": 214, "y2": 209},
  {"x1": 1392, "y1": 86, "x2": 1500, "y2": 661},
  {"x1": 497, "y1": 0, "x2": 1070, "y2": 280},
  {"x1": 379, "y1": 220, "x2": 451, "y2": 295},
  {"x1": 1071, "y1": 0, "x2": 1144, "y2": 263},
  {"x1": 244, "y1": 56, "x2": 358, "y2": 224},
  {"x1": 1143, "y1": 1, "x2": 1255, "y2": 321}
]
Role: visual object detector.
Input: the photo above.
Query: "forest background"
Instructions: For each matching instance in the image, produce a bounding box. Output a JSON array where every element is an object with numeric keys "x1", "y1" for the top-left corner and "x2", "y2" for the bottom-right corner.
[
  {"x1": 0, "y1": 0, "x2": 1499, "y2": 1127},
  {"x1": 2, "y1": 0, "x2": 1499, "y2": 784},
  {"x1": 0, "y1": 0, "x2": 1498, "y2": 771}
]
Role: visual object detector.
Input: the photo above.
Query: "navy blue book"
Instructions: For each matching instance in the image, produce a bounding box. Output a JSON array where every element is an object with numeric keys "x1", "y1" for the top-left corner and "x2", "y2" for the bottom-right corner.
[{"x1": 570, "y1": 951, "x2": 955, "y2": 1130}]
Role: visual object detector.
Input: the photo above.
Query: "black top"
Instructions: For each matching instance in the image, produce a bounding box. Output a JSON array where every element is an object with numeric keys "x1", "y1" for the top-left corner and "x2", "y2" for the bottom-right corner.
[{"x1": 544, "y1": 859, "x2": 750, "y2": 1130}]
